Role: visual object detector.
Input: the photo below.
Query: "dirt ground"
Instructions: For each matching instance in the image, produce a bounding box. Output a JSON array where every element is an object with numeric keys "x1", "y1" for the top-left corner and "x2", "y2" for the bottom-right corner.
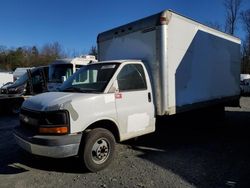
[{"x1": 1, "y1": 97, "x2": 250, "y2": 188}]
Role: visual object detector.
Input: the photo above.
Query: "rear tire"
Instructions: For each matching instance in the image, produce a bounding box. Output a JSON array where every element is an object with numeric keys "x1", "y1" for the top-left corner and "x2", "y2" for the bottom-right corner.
[{"x1": 79, "y1": 128, "x2": 116, "y2": 172}]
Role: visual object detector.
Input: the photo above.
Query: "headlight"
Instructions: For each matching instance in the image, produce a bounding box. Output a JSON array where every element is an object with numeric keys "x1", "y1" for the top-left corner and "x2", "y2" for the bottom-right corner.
[
  {"x1": 39, "y1": 110, "x2": 70, "y2": 135},
  {"x1": 42, "y1": 111, "x2": 69, "y2": 125}
]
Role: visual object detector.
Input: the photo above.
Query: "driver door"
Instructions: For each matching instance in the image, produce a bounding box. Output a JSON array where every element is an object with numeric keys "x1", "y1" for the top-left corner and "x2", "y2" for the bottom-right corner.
[{"x1": 114, "y1": 63, "x2": 155, "y2": 140}]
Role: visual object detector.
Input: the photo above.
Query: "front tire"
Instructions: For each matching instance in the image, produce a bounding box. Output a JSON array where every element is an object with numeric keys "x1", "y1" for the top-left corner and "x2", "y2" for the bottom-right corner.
[{"x1": 80, "y1": 128, "x2": 116, "y2": 172}]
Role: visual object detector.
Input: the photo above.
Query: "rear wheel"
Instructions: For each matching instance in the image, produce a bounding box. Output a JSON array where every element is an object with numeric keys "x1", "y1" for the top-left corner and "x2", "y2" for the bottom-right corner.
[{"x1": 79, "y1": 128, "x2": 116, "y2": 172}]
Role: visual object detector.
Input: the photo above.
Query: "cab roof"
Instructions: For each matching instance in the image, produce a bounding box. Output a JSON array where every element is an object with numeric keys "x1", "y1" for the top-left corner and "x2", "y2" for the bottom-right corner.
[{"x1": 92, "y1": 59, "x2": 142, "y2": 64}]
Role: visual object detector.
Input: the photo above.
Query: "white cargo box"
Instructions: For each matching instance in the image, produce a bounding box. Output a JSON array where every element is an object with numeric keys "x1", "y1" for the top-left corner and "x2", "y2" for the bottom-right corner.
[{"x1": 98, "y1": 10, "x2": 241, "y2": 115}]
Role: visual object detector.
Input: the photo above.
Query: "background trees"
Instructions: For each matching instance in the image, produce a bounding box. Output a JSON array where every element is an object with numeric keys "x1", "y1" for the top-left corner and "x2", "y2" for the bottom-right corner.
[
  {"x1": 224, "y1": 0, "x2": 242, "y2": 35},
  {"x1": 241, "y1": 9, "x2": 250, "y2": 73},
  {"x1": 0, "y1": 42, "x2": 98, "y2": 71},
  {"x1": 0, "y1": 42, "x2": 66, "y2": 71},
  {"x1": 88, "y1": 46, "x2": 98, "y2": 58}
]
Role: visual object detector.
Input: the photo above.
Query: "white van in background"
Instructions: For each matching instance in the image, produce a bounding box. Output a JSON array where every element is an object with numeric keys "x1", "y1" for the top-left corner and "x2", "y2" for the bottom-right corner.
[
  {"x1": 0, "y1": 72, "x2": 13, "y2": 86},
  {"x1": 240, "y1": 74, "x2": 250, "y2": 95},
  {"x1": 47, "y1": 55, "x2": 97, "y2": 91}
]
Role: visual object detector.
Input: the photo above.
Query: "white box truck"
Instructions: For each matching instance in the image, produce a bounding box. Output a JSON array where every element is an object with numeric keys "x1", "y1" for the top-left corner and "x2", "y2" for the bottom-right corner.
[
  {"x1": 98, "y1": 10, "x2": 241, "y2": 115},
  {"x1": 14, "y1": 10, "x2": 241, "y2": 172},
  {"x1": 48, "y1": 55, "x2": 97, "y2": 91}
]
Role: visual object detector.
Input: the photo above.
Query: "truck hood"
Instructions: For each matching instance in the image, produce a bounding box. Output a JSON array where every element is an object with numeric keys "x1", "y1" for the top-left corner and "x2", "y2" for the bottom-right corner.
[
  {"x1": 1, "y1": 83, "x2": 12, "y2": 89},
  {"x1": 22, "y1": 92, "x2": 96, "y2": 111}
]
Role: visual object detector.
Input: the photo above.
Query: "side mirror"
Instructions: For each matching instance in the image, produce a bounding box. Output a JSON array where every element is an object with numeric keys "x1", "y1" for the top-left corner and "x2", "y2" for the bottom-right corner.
[{"x1": 61, "y1": 76, "x2": 67, "y2": 83}]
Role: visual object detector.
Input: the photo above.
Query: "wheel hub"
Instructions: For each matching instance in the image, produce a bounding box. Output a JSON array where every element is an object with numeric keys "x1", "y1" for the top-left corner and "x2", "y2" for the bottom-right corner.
[{"x1": 92, "y1": 138, "x2": 110, "y2": 164}]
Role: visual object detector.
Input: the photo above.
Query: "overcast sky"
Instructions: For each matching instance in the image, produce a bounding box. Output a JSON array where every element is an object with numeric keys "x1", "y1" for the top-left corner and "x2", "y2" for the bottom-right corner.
[{"x1": 0, "y1": 0, "x2": 249, "y2": 56}]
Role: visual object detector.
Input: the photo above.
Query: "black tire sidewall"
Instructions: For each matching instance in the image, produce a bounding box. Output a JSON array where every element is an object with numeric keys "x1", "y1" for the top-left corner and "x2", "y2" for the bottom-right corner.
[{"x1": 81, "y1": 128, "x2": 116, "y2": 172}]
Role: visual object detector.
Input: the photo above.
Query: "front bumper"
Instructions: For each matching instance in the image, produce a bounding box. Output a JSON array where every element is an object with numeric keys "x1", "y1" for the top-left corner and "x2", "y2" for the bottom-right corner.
[{"x1": 14, "y1": 127, "x2": 82, "y2": 158}]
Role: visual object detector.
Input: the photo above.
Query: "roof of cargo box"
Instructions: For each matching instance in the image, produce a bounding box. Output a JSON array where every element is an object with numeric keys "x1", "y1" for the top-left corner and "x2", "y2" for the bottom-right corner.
[{"x1": 97, "y1": 9, "x2": 240, "y2": 44}]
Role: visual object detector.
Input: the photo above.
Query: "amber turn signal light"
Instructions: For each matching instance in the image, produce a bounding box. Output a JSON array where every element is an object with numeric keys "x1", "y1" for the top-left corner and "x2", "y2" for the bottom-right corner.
[{"x1": 39, "y1": 127, "x2": 68, "y2": 134}]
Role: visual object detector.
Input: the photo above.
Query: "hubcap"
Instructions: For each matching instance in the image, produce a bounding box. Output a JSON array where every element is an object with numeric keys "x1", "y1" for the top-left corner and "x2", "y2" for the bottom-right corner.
[{"x1": 91, "y1": 138, "x2": 110, "y2": 164}]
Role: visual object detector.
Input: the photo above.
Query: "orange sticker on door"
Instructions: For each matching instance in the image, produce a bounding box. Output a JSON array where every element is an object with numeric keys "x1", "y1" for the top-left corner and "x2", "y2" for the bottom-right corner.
[{"x1": 115, "y1": 92, "x2": 122, "y2": 99}]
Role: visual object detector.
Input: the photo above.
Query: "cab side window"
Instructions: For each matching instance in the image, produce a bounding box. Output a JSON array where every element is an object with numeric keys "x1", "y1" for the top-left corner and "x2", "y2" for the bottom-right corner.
[{"x1": 117, "y1": 64, "x2": 147, "y2": 91}]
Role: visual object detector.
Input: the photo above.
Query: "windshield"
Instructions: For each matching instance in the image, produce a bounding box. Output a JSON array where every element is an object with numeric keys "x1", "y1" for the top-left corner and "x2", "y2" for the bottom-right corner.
[
  {"x1": 60, "y1": 63, "x2": 119, "y2": 93},
  {"x1": 49, "y1": 64, "x2": 73, "y2": 83},
  {"x1": 10, "y1": 67, "x2": 41, "y2": 87},
  {"x1": 12, "y1": 72, "x2": 28, "y2": 86}
]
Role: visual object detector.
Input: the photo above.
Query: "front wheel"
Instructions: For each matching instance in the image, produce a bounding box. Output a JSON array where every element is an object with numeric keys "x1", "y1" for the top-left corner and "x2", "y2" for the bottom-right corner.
[{"x1": 79, "y1": 128, "x2": 116, "y2": 172}]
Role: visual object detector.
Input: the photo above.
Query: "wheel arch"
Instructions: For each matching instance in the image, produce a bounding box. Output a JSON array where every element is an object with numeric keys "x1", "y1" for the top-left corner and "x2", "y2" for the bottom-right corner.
[{"x1": 84, "y1": 119, "x2": 120, "y2": 142}]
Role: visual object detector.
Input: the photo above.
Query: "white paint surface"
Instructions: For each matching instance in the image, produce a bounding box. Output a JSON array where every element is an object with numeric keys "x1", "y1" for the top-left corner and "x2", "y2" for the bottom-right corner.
[
  {"x1": 0, "y1": 72, "x2": 13, "y2": 86},
  {"x1": 127, "y1": 113, "x2": 150, "y2": 133},
  {"x1": 98, "y1": 10, "x2": 241, "y2": 115},
  {"x1": 104, "y1": 94, "x2": 115, "y2": 104}
]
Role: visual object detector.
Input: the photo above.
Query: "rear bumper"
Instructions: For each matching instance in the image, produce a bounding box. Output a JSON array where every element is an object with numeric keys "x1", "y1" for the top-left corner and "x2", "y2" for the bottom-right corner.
[{"x1": 14, "y1": 127, "x2": 82, "y2": 158}]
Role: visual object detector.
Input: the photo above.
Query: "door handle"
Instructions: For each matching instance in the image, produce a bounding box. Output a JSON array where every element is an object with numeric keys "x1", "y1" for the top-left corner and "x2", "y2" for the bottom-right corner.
[{"x1": 148, "y1": 92, "x2": 151, "y2": 102}]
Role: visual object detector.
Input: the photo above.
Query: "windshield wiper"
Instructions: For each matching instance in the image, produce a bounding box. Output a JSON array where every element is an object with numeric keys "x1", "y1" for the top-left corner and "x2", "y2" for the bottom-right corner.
[
  {"x1": 49, "y1": 79, "x2": 62, "y2": 83},
  {"x1": 61, "y1": 87, "x2": 84, "y2": 93}
]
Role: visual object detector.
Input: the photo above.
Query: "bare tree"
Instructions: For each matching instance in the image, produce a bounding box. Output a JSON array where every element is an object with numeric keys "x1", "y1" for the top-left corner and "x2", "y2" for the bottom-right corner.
[
  {"x1": 31, "y1": 46, "x2": 39, "y2": 56},
  {"x1": 89, "y1": 46, "x2": 98, "y2": 58},
  {"x1": 41, "y1": 42, "x2": 65, "y2": 58},
  {"x1": 241, "y1": 9, "x2": 250, "y2": 36},
  {"x1": 224, "y1": 0, "x2": 242, "y2": 35},
  {"x1": 241, "y1": 10, "x2": 250, "y2": 55},
  {"x1": 241, "y1": 9, "x2": 250, "y2": 73},
  {"x1": 0, "y1": 45, "x2": 7, "y2": 54}
]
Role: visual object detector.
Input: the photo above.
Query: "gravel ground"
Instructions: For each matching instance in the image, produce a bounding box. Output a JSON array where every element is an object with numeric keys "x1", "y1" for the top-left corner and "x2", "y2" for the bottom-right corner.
[{"x1": 1, "y1": 97, "x2": 250, "y2": 188}]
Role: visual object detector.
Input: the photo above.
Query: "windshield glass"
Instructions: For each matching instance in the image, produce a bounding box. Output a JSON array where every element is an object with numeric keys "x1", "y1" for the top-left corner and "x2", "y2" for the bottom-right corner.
[
  {"x1": 60, "y1": 63, "x2": 119, "y2": 93},
  {"x1": 12, "y1": 72, "x2": 28, "y2": 86},
  {"x1": 11, "y1": 68, "x2": 40, "y2": 87},
  {"x1": 49, "y1": 64, "x2": 73, "y2": 83}
]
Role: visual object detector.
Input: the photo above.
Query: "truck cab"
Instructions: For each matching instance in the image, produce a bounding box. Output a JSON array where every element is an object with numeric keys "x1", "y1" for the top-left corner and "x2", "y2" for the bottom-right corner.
[
  {"x1": 47, "y1": 55, "x2": 96, "y2": 91},
  {"x1": 14, "y1": 60, "x2": 155, "y2": 172}
]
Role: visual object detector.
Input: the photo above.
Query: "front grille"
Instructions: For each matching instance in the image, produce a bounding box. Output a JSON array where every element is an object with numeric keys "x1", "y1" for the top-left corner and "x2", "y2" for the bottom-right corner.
[{"x1": 0, "y1": 88, "x2": 7, "y2": 94}]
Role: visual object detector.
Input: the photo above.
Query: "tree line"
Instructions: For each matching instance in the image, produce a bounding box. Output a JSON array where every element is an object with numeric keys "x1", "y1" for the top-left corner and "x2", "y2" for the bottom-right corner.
[
  {"x1": 0, "y1": 42, "x2": 66, "y2": 71},
  {"x1": 0, "y1": 42, "x2": 97, "y2": 71},
  {"x1": 208, "y1": 0, "x2": 250, "y2": 73}
]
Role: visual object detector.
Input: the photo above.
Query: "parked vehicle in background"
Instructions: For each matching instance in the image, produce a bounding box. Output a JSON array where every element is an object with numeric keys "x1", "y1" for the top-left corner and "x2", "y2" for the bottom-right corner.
[
  {"x1": 240, "y1": 74, "x2": 250, "y2": 95},
  {"x1": 1, "y1": 66, "x2": 48, "y2": 96},
  {"x1": 0, "y1": 72, "x2": 13, "y2": 87},
  {"x1": 240, "y1": 74, "x2": 250, "y2": 81},
  {"x1": 14, "y1": 10, "x2": 241, "y2": 172},
  {"x1": 0, "y1": 55, "x2": 96, "y2": 113},
  {"x1": 13, "y1": 67, "x2": 33, "y2": 82},
  {"x1": 0, "y1": 66, "x2": 48, "y2": 113},
  {"x1": 48, "y1": 55, "x2": 97, "y2": 91}
]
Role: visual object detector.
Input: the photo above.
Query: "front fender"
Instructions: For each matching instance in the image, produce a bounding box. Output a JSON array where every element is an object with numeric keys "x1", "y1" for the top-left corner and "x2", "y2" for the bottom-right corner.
[{"x1": 64, "y1": 94, "x2": 118, "y2": 134}]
